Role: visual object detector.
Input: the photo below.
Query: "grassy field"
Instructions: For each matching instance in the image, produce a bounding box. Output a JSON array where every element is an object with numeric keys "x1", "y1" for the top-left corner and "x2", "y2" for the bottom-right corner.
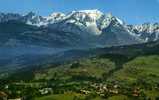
[
  {"x1": 35, "y1": 92, "x2": 105, "y2": 100},
  {"x1": 35, "y1": 92, "x2": 85, "y2": 100},
  {"x1": 112, "y1": 55, "x2": 159, "y2": 83},
  {"x1": 35, "y1": 57, "x2": 116, "y2": 81},
  {"x1": 3, "y1": 54, "x2": 159, "y2": 100}
]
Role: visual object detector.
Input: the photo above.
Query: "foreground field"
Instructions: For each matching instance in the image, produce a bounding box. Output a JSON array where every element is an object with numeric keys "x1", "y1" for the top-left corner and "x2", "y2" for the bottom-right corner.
[{"x1": 1, "y1": 54, "x2": 159, "y2": 100}]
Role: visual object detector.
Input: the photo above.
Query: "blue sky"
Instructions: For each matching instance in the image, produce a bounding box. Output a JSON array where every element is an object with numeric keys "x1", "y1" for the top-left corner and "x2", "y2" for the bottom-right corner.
[{"x1": 0, "y1": 0, "x2": 159, "y2": 24}]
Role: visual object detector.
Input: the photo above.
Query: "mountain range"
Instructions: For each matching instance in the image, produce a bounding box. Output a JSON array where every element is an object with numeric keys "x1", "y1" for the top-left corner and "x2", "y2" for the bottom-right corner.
[
  {"x1": 1, "y1": 10, "x2": 159, "y2": 76},
  {"x1": 0, "y1": 10, "x2": 159, "y2": 48}
]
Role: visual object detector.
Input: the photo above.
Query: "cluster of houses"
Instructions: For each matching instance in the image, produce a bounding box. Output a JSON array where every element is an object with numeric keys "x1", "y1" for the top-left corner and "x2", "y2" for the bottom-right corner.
[
  {"x1": 80, "y1": 83, "x2": 141, "y2": 97},
  {"x1": 79, "y1": 83, "x2": 119, "y2": 96},
  {"x1": 0, "y1": 82, "x2": 143, "y2": 100}
]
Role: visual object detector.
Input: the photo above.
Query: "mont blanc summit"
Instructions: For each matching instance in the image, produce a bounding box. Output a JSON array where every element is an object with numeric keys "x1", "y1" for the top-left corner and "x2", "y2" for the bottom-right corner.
[{"x1": 0, "y1": 10, "x2": 159, "y2": 48}]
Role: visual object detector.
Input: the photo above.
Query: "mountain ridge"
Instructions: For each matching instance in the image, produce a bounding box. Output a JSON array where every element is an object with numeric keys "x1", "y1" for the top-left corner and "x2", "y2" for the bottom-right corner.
[{"x1": 0, "y1": 10, "x2": 159, "y2": 48}]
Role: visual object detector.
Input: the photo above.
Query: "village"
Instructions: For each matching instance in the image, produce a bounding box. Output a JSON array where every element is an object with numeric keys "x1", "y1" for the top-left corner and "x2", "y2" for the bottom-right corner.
[{"x1": 0, "y1": 81, "x2": 149, "y2": 100}]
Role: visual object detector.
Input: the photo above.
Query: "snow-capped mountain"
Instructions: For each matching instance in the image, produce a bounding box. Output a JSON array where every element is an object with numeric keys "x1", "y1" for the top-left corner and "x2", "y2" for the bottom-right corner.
[
  {"x1": 22, "y1": 12, "x2": 46, "y2": 26},
  {"x1": 127, "y1": 23, "x2": 159, "y2": 42},
  {"x1": 0, "y1": 10, "x2": 159, "y2": 48}
]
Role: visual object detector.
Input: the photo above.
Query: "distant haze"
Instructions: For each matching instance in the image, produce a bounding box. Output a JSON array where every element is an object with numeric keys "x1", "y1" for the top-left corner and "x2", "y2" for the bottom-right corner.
[{"x1": 0, "y1": 46, "x2": 68, "y2": 59}]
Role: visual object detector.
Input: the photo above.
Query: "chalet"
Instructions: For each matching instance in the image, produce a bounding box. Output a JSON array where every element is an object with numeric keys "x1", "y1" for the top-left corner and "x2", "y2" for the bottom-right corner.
[
  {"x1": 109, "y1": 89, "x2": 119, "y2": 94},
  {"x1": 132, "y1": 88, "x2": 140, "y2": 97},
  {"x1": 80, "y1": 90, "x2": 90, "y2": 95},
  {"x1": 39, "y1": 88, "x2": 52, "y2": 95},
  {"x1": 0, "y1": 91, "x2": 8, "y2": 100}
]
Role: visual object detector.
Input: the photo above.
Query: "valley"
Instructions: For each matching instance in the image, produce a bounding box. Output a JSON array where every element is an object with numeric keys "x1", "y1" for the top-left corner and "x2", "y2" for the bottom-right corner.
[{"x1": 0, "y1": 41, "x2": 159, "y2": 100}]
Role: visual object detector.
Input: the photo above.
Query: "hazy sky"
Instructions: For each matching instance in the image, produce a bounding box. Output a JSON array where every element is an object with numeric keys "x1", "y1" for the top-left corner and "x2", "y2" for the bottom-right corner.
[{"x1": 0, "y1": 0, "x2": 159, "y2": 24}]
